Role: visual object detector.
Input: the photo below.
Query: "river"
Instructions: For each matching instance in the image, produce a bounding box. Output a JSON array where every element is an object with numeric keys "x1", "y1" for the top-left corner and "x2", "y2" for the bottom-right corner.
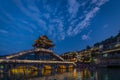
[{"x1": 0, "y1": 68, "x2": 120, "y2": 80}]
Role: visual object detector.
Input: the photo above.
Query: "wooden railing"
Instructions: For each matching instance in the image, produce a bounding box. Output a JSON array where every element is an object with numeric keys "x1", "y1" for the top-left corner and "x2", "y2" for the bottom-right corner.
[{"x1": 0, "y1": 59, "x2": 76, "y2": 66}]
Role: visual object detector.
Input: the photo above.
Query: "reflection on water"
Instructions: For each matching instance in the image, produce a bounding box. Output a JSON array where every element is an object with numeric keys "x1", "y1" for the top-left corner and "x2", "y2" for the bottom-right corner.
[{"x1": 0, "y1": 68, "x2": 120, "y2": 80}]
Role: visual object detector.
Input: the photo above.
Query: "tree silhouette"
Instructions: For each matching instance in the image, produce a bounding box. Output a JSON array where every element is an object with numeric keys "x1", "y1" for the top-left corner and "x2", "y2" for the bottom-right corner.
[{"x1": 86, "y1": 45, "x2": 91, "y2": 49}]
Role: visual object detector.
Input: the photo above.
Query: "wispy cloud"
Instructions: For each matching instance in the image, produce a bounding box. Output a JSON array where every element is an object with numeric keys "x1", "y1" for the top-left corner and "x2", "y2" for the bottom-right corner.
[
  {"x1": 68, "y1": 0, "x2": 80, "y2": 18},
  {"x1": 67, "y1": 0, "x2": 109, "y2": 36},
  {"x1": 14, "y1": 0, "x2": 109, "y2": 40},
  {"x1": 0, "y1": 0, "x2": 109, "y2": 41},
  {"x1": 82, "y1": 35, "x2": 89, "y2": 40},
  {"x1": 103, "y1": 24, "x2": 109, "y2": 28},
  {"x1": 72, "y1": 7, "x2": 99, "y2": 35},
  {"x1": 81, "y1": 30, "x2": 92, "y2": 40},
  {"x1": 91, "y1": 0, "x2": 97, "y2": 4},
  {"x1": 14, "y1": 0, "x2": 66, "y2": 40},
  {"x1": 0, "y1": 29, "x2": 8, "y2": 34},
  {"x1": 97, "y1": 0, "x2": 109, "y2": 6}
]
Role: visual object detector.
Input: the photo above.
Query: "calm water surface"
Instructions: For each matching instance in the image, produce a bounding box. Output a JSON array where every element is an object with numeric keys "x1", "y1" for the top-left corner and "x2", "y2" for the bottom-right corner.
[{"x1": 0, "y1": 68, "x2": 120, "y2": 80}]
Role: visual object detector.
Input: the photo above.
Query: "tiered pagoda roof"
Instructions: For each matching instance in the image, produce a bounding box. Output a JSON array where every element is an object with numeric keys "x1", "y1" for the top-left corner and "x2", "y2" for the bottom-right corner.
[{"x1": 33, "y1": 35, "x2": 55, "y2": 49}]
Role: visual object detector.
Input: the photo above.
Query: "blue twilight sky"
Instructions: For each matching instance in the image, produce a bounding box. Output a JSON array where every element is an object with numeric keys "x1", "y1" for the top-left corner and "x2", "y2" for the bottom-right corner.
[{"x1": 0, "y1": 0, "x2": 120, "y2": 55}]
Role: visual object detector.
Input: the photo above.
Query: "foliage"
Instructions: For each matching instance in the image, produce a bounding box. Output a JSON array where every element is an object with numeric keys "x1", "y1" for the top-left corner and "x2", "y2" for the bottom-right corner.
[{"x1": 86, "y1": 45, "x2": 91, "y2": 49}]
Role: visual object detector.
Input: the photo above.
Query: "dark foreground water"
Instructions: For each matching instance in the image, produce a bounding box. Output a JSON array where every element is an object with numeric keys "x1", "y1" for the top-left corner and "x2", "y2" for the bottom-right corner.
[{"x1": 0, "y1": 68, "x2": 120, "y2": 80}]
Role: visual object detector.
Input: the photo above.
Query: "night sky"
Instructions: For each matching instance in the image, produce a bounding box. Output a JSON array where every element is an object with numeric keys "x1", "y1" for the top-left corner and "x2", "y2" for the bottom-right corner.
[{"x1": 0, "y1": 0, "x2": 120, "y2": 55}]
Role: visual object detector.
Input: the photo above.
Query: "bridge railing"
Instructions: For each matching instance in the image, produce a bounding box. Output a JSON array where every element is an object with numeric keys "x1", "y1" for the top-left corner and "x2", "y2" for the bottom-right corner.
[{"x1": 0, "y1": 59, "x2": 76, "y2": 66}]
